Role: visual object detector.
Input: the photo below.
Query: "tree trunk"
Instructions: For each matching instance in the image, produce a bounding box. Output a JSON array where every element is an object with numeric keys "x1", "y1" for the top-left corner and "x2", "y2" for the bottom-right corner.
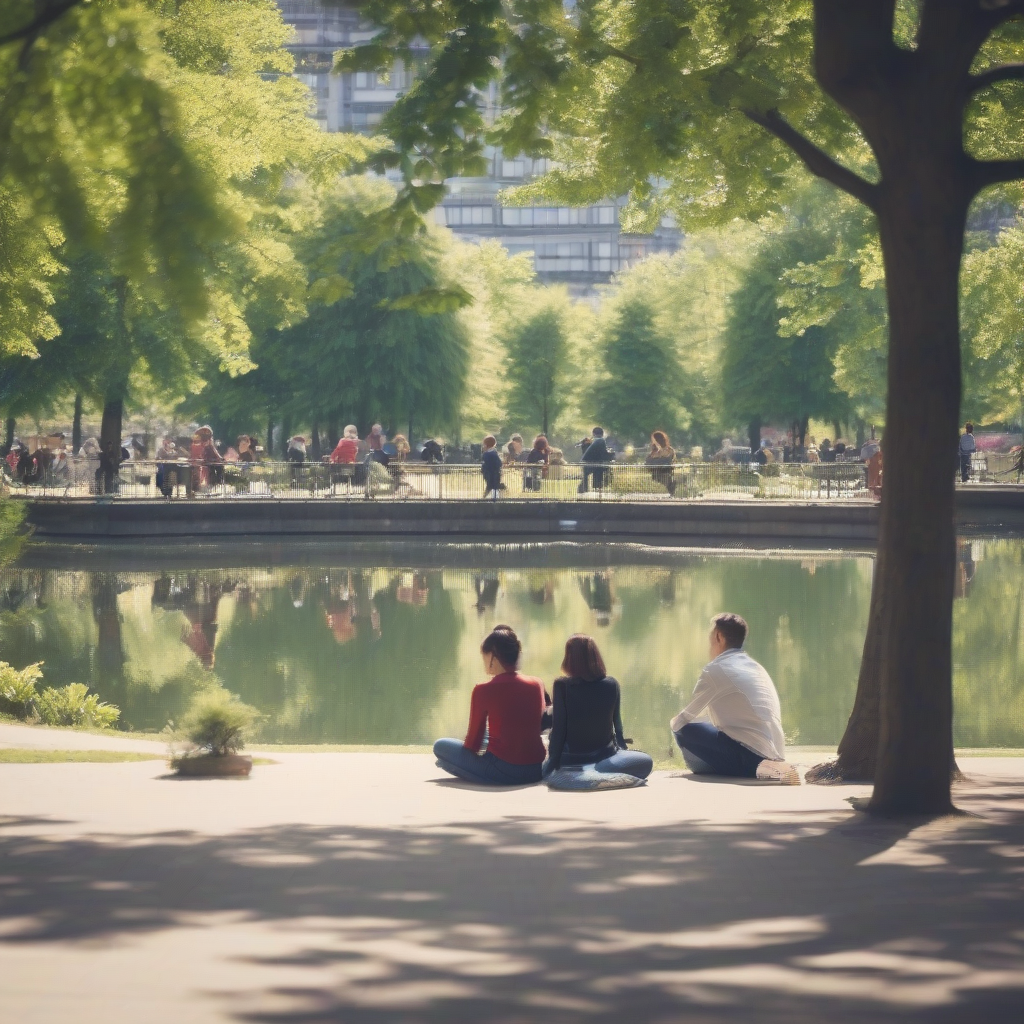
[
  {"x1": 72, "y1": 394, "x2": 83, "y2": 453},
  {"x1": 266, "y1": 414, "x2": 274, "y2": 457},
  {"x1": 281, "y1": 417, "x2": 292, "y2": 457},
  {"x1": 747, "y1": 418, "x2": 761, "y2": 456},
  {"x1": 311, "y1": 422, "x2": 321, "y2": 461},
  {"x1": 2, "y1": 417, "x2": 14, "y2": 457},
  {"x1": 543, "y1": 399, "x2": 548, "y2": 438},
  {"x1": 326, "y1": 418, "x2": 339, "y2": 450},
  {"x1": 100, "y1": 398, "x2": 123, "y2": 452},
  {"x1": 865, "y1": 182, "x2": 964, "y2": 816}
]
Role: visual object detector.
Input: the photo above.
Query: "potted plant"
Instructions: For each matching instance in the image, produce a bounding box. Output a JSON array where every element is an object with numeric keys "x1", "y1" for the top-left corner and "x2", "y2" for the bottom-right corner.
[{"x1": 170, "y1": 688, "x2": 261, "y2": 777}]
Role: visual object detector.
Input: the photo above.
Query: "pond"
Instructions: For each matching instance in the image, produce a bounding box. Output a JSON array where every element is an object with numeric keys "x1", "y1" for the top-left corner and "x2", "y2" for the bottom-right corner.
[{"x1": 1, "y1": 538, "x2": 1021, "y2": 758}]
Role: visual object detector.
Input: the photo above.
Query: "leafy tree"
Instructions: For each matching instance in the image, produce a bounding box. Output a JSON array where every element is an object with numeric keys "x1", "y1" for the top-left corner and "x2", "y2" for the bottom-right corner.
[
  {"x1": 339, "y1": 0, "x2": 1024, "y2": 814},
  {"x1": 190, "y1": 178, "x2": 472, "y2": 442},
  {"x1": 502, "y1": 291, "x2": 571, "y2": 437},
  {"x1": 960, "y1": 224, "x2": 1024, "y2": 429},
  {"x1": 722, "y1": 230, "x2": 851, "y2": 451},
  {"x1": 1, "y1": 0, "x2": 361, "y2": 444},
  {"x1": 593, "y1": 296, "x2": 688, "y2": 444}
]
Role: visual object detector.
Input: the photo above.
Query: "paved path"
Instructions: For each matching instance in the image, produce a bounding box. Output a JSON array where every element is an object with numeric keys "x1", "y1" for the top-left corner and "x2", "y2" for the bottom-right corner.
[{"x1": 1, "y1": 753, "x2": 1023, "y2": 1023}]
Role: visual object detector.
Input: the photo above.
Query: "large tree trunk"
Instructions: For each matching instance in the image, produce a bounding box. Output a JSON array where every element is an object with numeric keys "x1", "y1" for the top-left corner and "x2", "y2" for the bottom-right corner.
[
  {"x1": 747, "y1": 418, "x2": 761, "y2": 457},
  {"x1": 72, "y1": 394, "x2": 83, "y2": 453},
  {"x1": 2, "y1": 417, "x2": 14, "y2": 457},
  {"x1": 100, "y1": 398, "x2": 123, "y2": 452},
  {"x1": 865, "y1": 182, "x2": 964, "y2": 816},
  {"x1": 311, "y1": 422, "x2": 321, "y2": 461}
]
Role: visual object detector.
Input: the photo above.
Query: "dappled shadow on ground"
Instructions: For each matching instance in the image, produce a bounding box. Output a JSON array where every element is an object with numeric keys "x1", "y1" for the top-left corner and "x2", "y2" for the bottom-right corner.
[{"x1": 1, "y1": 776, "x2": 1024, "y2": 1022}]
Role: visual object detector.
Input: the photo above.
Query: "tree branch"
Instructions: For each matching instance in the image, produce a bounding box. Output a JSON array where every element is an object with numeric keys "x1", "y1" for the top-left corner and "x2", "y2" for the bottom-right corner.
[
  {"x1": 743, "y1": 108, "x2": 880, "y2": 211},
  {"x1": 970, "y1": 156, "x2": 1024, "y2": 194},
  {"x1": 0, "y1": 0, "x2": 82, "y2": 48},
  {"x1": 970, "y1": 63, "x2": 1024, "y2": 92}
]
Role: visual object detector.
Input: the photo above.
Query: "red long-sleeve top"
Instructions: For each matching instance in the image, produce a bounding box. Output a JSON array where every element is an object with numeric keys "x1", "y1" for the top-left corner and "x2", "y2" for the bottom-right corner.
[{"x1": 464, "y1": 672, "x2": 547, "y2": 765}]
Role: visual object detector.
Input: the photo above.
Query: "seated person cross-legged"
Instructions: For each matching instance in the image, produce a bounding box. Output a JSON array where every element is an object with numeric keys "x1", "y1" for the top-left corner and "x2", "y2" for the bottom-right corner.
[
  {"x1": 671, "y1": 613, "x2": 800, "y2": 785},
  {"x1": 545, "y1": 634, "x2": 653, "y2": 781},
  {"x1": 433, "y1": 625, "x2": 546, "y2": 786}
]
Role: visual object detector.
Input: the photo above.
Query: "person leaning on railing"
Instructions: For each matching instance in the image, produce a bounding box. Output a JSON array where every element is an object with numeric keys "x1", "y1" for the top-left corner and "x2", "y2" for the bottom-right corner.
[
  {"x1": 524, "y1": 435, "x2": 549, "y2": 491},
  {"x1": 481, "y1": 435, "x2": 503, "y2": 500},
  {"x1": 646, "y1": 430, "x2": 676, "y2": 496}
]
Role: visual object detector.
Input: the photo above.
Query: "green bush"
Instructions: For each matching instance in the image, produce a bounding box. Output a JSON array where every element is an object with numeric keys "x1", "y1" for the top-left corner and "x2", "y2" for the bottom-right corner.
[
  {"x1": 35, "y1": 683, "x2": 120, "y2": 729},
  {"x1": 0, "y1": 661, "x2": 43, "y2": 719},
  {"x1": 178, "y1": 688, "x2": 261, "y2": 756}
]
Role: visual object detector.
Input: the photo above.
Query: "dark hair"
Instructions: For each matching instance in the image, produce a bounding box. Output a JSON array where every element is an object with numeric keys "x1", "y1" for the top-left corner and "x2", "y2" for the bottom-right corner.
[
  {"x1": 711, "y1": 613, "x2": 747, "y2": 649},
  {"x1": 482, "y1": 435, "x2": 496, "y2": 449},
  {"x1": 592, "y1": 426, "x2": 604, "y2": 437},
  {"x1": 533, "y1": 435, "x2": 548, "y2": 450},
  {"x1": 561, "y1": 633, "x2": 607, "y2": 681},
  {"x1": 481, "y1": 624, "x2": 521, "y2": 669},
  {"x1": 965, "y1": 422, "x2": 974, "y2": 433},
  {"x1": 652, "y1": 430, "x2": 669, "y2": 448}
]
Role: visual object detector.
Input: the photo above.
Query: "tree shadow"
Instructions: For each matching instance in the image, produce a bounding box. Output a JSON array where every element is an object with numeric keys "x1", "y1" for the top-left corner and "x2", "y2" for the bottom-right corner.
[{"x1": 2, "y1": 772, "x2": 1024, "y2": 1021}]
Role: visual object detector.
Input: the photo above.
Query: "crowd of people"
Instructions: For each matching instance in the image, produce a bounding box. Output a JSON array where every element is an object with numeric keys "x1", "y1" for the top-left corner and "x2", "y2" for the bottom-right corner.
[{"x1": 433, "y1": 613, "x2": 800, "y2": 788}]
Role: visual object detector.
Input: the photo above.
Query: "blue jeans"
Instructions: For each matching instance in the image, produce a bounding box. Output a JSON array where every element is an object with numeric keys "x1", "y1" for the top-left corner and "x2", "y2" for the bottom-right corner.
[
  {"x1": 433, "y1": 738, "x2": 543, "y2": 786},
  {"x1": 673, "y1": 722, "x2": 764, "y2": 779},
  {"x1": 546, "y1": 748, "x2": 653, "y2": 780}
]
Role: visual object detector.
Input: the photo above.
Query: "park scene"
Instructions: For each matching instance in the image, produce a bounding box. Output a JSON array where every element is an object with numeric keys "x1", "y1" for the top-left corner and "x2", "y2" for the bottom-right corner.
[{"x1": 1, "y1": 1, "x2": 1024, "y2": 1021}]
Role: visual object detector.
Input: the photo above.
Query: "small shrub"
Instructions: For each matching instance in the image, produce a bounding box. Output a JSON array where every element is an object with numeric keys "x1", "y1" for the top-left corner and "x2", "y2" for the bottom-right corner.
[
  {"x1": 178, "y1": 688, "x2": 260, "y2": 756},
  {"x1": 35, "y1": 683, "x2": 120, "y2": 729},
  {"x1": 0, "y1": 661, "x2": 43, "y2": 720}
]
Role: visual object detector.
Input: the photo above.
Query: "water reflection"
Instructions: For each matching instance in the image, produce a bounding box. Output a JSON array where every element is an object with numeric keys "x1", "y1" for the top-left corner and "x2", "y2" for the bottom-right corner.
[{"x1": 1, "y1": 540, "x2": 1021, "y2": 752}]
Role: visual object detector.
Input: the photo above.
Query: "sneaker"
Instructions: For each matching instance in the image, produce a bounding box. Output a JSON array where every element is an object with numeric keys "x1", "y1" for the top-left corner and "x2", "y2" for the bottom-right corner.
[{"x1": 755, "y1": 760, "x2": 800, "y2": 785}]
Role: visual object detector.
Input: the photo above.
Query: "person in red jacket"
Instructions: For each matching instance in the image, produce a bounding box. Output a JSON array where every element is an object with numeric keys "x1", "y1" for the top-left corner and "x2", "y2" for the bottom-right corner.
[{"x1": 434, "y1": 625, "x2": 547, "y2": 785}]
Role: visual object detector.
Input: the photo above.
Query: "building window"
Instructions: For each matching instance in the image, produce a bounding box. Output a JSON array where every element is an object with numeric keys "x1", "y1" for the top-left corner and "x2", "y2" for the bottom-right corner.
[
  {"x1": 445, "y1": 206, "x2": 493, "y2": 226},
  {"x1": 597, "y1": 206, "x2": 616, "y2": 225}
]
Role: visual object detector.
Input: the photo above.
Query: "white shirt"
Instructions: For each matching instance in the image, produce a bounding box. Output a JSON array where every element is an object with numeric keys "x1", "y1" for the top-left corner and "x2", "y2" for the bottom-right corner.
[{"x1": 670, "y1": 648, "x2": 786, "y2": 761}]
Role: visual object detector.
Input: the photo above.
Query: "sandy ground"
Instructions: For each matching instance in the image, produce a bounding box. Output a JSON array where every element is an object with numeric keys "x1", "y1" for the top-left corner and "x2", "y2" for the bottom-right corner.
[{"x1": 1, "y1": 737, "x2": 1023, "y2": 1023}]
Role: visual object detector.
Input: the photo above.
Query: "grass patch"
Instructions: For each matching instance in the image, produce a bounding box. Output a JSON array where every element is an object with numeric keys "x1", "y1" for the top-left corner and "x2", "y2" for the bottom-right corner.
[
  {"x1": 252, "y1": 743, "x2": 433, "y2": 754},
  {"x1": 0, "y1": 749, "x2": 162, "y2": 763}
]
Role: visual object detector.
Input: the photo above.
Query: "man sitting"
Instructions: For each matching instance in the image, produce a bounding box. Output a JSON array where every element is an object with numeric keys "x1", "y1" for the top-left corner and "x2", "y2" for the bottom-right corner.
[{"x1": 671, "y1": 613, "x2": 799, "y2": 784}]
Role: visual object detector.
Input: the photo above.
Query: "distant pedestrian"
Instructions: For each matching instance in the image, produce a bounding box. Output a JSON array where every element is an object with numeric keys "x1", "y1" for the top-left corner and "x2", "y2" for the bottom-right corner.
[
  {"x1": 156, "y1": 437, "x2": 178, "y2": 498},
  {"x1": 860, "y1": 436, "x2": 880, "y2": 461},
  {"x1": 959, "y1": 422, "x2": 976, "y2": 483},
  {"x1": 580, "y1": 426, "x2": 612, "y2": 492},
  {"x1": 367, "y1": 424, "x2": 386, "y2": 452},
  {"x1": 420, "y1": 438, "x2": 445, "y2": 464},
  {"x1": 867, "y1": 440, "x2": 883, "y2": 500},
  {"x1": 330, "y1": 425, "x2": 359, "y2": 465},
  {"x1": 504, "y1": 433, "x2": 525, "y2": 467},
  {"x1": 819, "y1": 438, "x2": 834, "y2": 463},
  {"x1": 96, "y1": 440, "x2": 121, "y2": 495},
  {"x1": 646, "y1": 430, "x2": 676, "y2": 495},
  {"x1": 481, "y1": 435, "x2": 502, "y2": 500},
  {"x1": 524, "y1": 435, "x2": 548, "y2": 491}
]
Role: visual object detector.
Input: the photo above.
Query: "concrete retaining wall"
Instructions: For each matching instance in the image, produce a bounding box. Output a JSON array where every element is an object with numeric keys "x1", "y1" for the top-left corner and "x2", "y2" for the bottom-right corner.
[{"x1": 19, "y1": 488, "x2": 1023, "y2": 545}]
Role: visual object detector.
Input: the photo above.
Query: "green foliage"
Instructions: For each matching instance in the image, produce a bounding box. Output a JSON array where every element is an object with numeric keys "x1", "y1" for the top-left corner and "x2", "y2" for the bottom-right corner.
[
  {"x1": 593, "y1": 296, "x2": 689, "y2": 444},
  {"x1": 189, "y1": 178, "x2": 472, "y2": 438},
  {"x1": 961, "y1": 224, "x2": 1024, "y2": 427},
  {"x1": 178, "y1": 686, "x2": 261, "y2": 755},
  {"x1": 502, "y1": 291, "x2": 571, "y2": 437},
  {"x1": 722, "y1": 228, "x2": 851, "y2": 437},
  {"x1": 0, "y1": 660, "x2": 43, "y2": 719},
  {"x1": 35, "y1": 682, "x2": 120, "y2": 729}
]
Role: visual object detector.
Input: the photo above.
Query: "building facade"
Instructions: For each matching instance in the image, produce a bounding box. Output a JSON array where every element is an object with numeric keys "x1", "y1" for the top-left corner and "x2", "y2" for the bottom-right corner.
[{"x1": 277, "y1": 1, "x2": 680, "y2": 290}]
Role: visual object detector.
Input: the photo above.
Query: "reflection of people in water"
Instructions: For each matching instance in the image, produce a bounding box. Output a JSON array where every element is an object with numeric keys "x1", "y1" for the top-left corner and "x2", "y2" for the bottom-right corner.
[
  {"x1": 325, "y1": 571, "x2": 356, "y2": 643},
  {"x1": 155, "y1": 575, "x2": 235, "y2": 670},
  {"x1": 579, "y1": 572, "x2": 614, "y2": 626},
  {"x1": 397, "y1": 572, "x2": 430, "y2": 607},
  {"x1": 93, "y1": 574, "x2": 124, "y2": 679},
  {"x1": 474, "y1": 574, "x2": 500, "y2": 613},
  {"x1": 955, "y1": 539, "x2": 977, "y2": 599}
]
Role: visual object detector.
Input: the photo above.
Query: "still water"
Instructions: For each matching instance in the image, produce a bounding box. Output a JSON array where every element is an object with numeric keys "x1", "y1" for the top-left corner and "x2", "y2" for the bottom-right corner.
[{"x1": 1, "y1": 539, "x2": 1021, "y2": 757}]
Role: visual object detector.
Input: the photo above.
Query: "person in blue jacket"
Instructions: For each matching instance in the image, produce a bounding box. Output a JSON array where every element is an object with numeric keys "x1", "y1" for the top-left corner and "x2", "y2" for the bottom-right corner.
[{"x1": 481, "y1": 435, "x2": 503, "y2": 499}]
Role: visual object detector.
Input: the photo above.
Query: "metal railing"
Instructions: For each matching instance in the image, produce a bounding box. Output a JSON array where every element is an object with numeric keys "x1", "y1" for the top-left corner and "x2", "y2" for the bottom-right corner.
[{"x1": 4, "y1": 456, "x2": 877, "y2": 502}]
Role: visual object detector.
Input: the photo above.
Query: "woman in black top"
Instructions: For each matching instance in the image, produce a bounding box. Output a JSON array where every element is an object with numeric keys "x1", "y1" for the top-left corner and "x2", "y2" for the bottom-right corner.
[{"x1": 545, "y1": 634, "x2": 653, "y2": 780}]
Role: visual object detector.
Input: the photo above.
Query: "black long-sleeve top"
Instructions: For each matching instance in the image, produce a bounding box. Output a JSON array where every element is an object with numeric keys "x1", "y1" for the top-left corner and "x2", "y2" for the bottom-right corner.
[{"x1": 546, "y1": 675, "x2": 627, "y2": 769}]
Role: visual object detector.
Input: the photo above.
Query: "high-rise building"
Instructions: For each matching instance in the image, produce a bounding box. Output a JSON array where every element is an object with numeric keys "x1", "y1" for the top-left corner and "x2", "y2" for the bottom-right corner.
[{"x1": 278, "y1": 1, "x2": 680, "y2": 290}]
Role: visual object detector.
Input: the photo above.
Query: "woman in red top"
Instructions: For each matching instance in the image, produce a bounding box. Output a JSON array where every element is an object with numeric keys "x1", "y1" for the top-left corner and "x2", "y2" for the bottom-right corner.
[{"x1": 434, "y1": 625, "x2": 547, "y2": 785}]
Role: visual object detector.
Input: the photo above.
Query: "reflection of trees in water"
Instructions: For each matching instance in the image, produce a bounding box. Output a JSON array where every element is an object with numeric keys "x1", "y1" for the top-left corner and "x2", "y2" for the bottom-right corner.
[
  {"x1": 212, "y1": 569, "x2": 462, "y2": 744},
  {"x1": 2, "y1": 547, "x2": 1023, "y2": 748},
  {"x1": 953, "y1": 540, "x2": 1024, "y2": 747}
]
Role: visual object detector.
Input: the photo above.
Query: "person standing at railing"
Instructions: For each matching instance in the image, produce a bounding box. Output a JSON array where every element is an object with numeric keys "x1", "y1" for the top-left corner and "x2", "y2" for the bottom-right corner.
[
  {"x1": 366, "y1": 424, "x2": 386, "y2": 452},
  {"x1": 96, "y1": 440, "x2": 121, "y2": 496},
  {"x1": 330, "y1": 425, "x2": 359, "y2": 465},
  {"x1": 580, "y1": 426, "x2": 612, "y2": 492},
  {"x1": 524, "y1": 435, "x2": 548, "y2": 491},
  {"x1": 156, "y1": 437, "x2": 179, "y2": 498},
  {"x1": 646, "y1": 430, "x2": 676, "y2": 496},
  {"x1": 481, "y1": 435, "x2": 502, "y2": 500},
  {"x1": 201, "y1": 428, "x2": 225, "y2": 488},
  {"x1": 959, "y1": 421, "x2": 976, "y2": 483}
]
